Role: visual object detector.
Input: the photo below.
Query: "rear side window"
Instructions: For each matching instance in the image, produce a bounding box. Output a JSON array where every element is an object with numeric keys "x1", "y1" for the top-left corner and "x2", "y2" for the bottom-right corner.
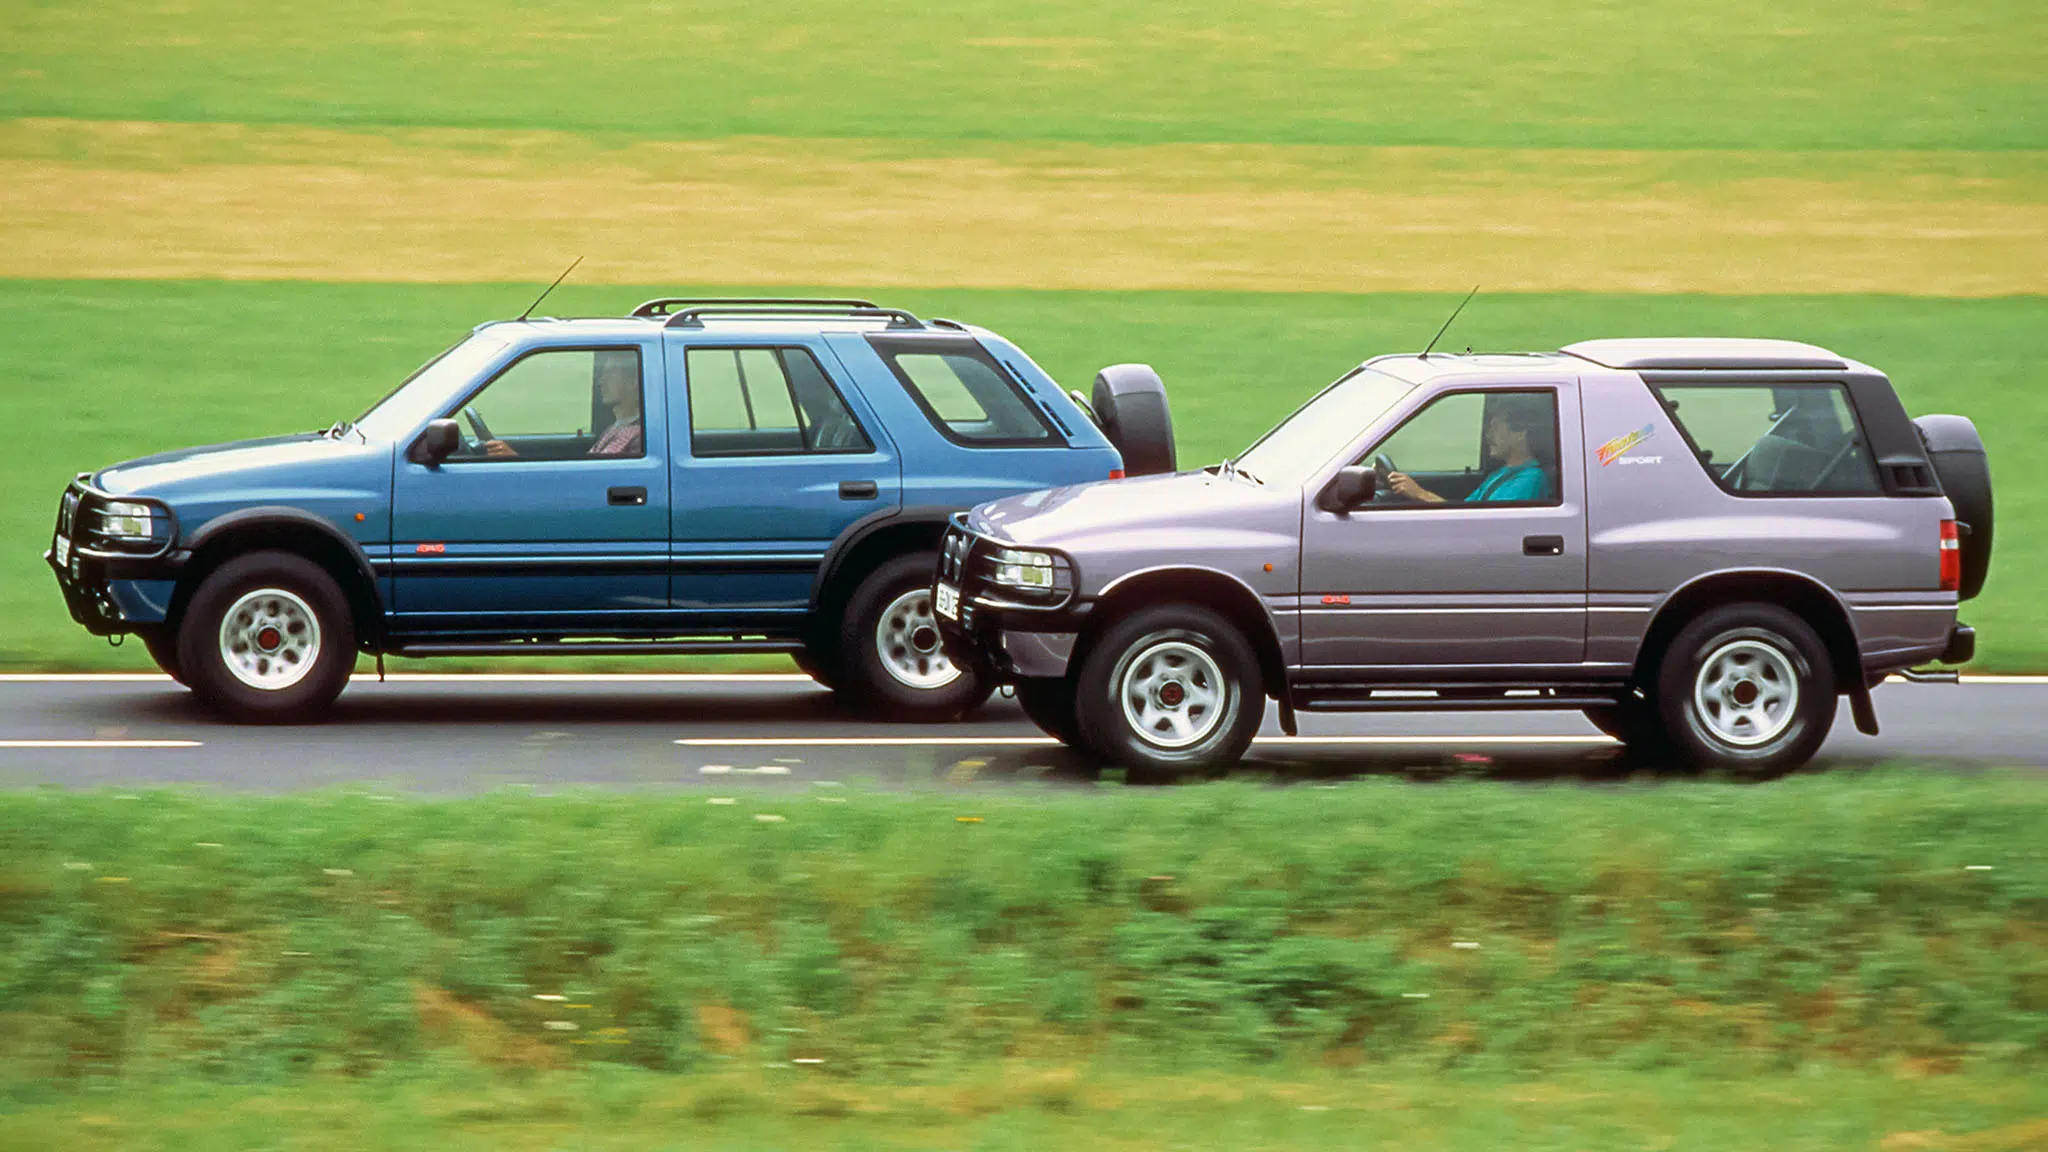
[
  {"x1": 686, "y1": 346, "x2": 874, "y2": 457},
  {"x1": 868, "y1": 337, "x2": 1057, "y2": 446},
  {"x1": 1651, "y1": 383, "x2": 1881, "y2": 495}
]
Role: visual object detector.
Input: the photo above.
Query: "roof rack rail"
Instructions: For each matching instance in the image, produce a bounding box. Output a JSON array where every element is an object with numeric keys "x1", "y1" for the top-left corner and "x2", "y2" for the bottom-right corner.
[
  {"x1": 630, "y1": 296, "x2": 878, "y2": 319},
  {"x1": 663, "y1": 304, "x2": 924, "y2": 330}
]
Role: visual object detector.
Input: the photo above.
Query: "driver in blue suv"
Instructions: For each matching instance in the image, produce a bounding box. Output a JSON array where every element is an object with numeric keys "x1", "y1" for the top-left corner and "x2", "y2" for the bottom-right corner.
[
  {"x1": 1386, "y1": 393, "x2": 1553, "y2": 503},
  {"x1": 485, "y1": 350, "x2": 644, "y2": 459}
]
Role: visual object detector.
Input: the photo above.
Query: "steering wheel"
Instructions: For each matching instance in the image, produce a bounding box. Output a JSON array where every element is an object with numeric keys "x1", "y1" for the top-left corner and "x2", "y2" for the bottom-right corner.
[
  {"x1": 462, "y1": 405, "x2": 494, "y2": 444},
  {"x1": 1371, "y1": 453, "x2": 1403, "y2": 502}
]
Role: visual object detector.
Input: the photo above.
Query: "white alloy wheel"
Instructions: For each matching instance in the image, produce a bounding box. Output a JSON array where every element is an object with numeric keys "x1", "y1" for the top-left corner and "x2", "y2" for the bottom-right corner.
[
  {"x1": 1690, "y1": 637, "x2": 1798, "y2": 747},
  {"x1": 1119, "y1": 639, "x2": 1227, "y2": 750},
  {"x1": 218, "y1": 588, "x2": 323, "y2": 691},
  {"x1": 874, "y1": 588, "x2": 961, "y2": 690}
]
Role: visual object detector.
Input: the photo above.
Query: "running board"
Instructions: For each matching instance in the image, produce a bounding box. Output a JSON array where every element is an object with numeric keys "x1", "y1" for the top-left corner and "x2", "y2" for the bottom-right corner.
[
  {"x1": 1293, "y1": 684, "x2": 1623, "y2": 713},
  {"x1": 389, "y1": 640, "x2": 805, "y2": 658}
]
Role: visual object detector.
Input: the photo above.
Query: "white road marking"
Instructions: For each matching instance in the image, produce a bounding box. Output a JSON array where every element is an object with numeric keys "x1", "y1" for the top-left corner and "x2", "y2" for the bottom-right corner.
[
  {"x1": 0, "y1": 739, "x2": 202, "y2": 749},
  {"x1": 678, "y1": 734, "x2": 1617, "y2": 748}
]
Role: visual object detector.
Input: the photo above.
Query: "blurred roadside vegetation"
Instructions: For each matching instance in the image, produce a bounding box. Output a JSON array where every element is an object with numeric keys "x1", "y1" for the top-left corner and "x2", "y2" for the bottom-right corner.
[{"x1": 2, "y1": 772, "x2": 2040, "y2": 1102}]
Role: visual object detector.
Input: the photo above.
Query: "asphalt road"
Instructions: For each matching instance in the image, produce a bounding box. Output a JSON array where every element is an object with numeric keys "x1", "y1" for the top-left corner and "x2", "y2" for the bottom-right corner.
[{"x1": 0, "y1": 673, "x2": 2040, "y2": 793}]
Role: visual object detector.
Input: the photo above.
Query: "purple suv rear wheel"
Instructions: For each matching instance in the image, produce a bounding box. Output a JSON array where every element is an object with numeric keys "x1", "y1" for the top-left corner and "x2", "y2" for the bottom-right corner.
[{"x1": 1654, "y1": 602, "x2": 1836, "y2": 777}]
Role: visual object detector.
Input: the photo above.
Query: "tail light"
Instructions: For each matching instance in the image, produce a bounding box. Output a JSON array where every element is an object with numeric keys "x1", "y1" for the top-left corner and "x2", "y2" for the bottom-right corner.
[
  {"x1": 1108, "y1": 468, "x2": 1126, "y2": 480},
  {"x1": 1938, "y1": 519, "x2": 1961, "y2": 592}
]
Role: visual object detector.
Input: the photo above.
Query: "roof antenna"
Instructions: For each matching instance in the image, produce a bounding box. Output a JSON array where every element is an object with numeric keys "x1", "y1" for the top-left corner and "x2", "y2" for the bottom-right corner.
[
  {"x1": 517, "y1": 255, "x2": 583, "y2": 322},
  {"x1": 1420, "y1": 285, "x2": 1480, "y2": 359}
]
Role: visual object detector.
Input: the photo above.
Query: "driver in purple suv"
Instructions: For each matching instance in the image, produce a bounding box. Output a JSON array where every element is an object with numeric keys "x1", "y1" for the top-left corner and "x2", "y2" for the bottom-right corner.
[
  {"x1": 1386, "y1": 393, "x2": 1552, "y2": 503},
  {"x1": 485, "y1": 351, "x2": 643, "y2": 459}
]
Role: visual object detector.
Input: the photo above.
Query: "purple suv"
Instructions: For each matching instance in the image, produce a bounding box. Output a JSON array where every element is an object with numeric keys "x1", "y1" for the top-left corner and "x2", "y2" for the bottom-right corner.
[{"x1": 936, "y1": 339, "x2": 1991, "y2": 777}]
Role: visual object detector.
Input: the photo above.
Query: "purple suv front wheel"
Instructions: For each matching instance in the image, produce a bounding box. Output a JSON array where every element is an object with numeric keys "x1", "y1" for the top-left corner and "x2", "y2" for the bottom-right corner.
[{"x1": 1074, "y1": 603, "x2": 1264, "y2": 779}]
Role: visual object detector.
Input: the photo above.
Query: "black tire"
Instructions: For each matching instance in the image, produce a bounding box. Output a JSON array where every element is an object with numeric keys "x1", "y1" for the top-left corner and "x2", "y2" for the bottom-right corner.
[
  {"x1": 838, "y1": 552, "x2": 993, "y2": 721},
  {"x1": 1091, "y1": 364, "x2": 1176, "y2": 477},
  {"x1": 1652, "y1": 603, "x2": 1837, "y2": 777},
  {"x1": 1014, "y1": 677, "x2": 1081, "y2": 746},
  {"x1": 139, "y1": 627, "x2": 187, "y2": 687},
  {"x1": 792, "y1": 648, "x2": 839, "y2": 690},
  {"x1": 177, "y1": 551, "x2": 356, "y2": 724},
  {"x1": 1073, "y1": 603, "x2": 1264, "y2": 778}
]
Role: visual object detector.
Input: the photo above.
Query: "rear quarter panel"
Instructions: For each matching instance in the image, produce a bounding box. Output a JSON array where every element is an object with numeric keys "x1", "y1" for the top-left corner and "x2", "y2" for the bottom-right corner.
[{"x1": 1579, "y1": 367, "x2": 1956, "y2": 671}]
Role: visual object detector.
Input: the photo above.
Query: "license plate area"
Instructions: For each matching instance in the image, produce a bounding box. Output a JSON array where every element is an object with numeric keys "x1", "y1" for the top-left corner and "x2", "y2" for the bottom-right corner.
[{"x1": 934, "y1": 581, "x2": 959, "y2": 620}]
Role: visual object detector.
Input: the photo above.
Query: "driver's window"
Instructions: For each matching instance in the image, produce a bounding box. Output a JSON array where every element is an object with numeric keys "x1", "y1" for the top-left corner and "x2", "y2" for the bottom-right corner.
[
  {"x1": 447, "y1": 348, "x2": 643, "y2": 462},
  {"x1": 1363, "y1": 389, "x2": 1560, "y2": 507}
]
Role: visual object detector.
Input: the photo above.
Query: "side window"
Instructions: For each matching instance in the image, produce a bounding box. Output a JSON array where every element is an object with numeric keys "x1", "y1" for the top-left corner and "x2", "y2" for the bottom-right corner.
[
  {"x1": 686, "y1": 346, "x2": 873, "y2": 457},
  {"x1": 1652, "y1": 383, "x2": 1880, "y2": 495},
  {"x1": 868, "y1": 337, "x2": 1057, "y2": 446},
  {"x1": 1361, "y1": 389, "x2": 1561, "y2": 506},
  {"x1": 447, "y1": 347, "x2": 643, "y2": 462}
]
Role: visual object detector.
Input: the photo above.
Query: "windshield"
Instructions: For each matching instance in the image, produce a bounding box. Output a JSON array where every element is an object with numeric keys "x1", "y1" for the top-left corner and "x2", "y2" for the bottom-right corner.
[
  {"x1": 353, "y1": 333, "x2": 510, "y2": 442},
  {"x1": 1230, "y1": 367, "x2": 1414, "y2": 487}
]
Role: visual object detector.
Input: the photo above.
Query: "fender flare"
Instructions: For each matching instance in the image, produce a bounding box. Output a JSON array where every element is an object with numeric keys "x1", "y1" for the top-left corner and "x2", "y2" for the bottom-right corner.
[
  {"x1": 808, "y1": 505, "x2": 964, "y2": 612},
  {"x1": 180, "y1": 507, "x2": 388, "y2": 637}
]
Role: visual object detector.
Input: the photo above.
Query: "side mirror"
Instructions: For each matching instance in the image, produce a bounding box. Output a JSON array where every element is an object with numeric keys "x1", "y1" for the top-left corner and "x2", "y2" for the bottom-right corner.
[
  {"x1": 1317, "y1": 466, "x2": 1376, "y2": 513},
  {"x1": 408, "y1": 419, "x2": 461, "y2": 466}
]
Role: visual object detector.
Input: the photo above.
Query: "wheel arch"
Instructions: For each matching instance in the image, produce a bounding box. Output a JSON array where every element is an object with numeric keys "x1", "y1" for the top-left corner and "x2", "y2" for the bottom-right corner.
[
  {"x1": 1083, "y1": 566, "x2": 1287, "y2": 699},
  {"x1": 807, "y1": 506, "x2": 959, "y2": 641},
  {"x1": 172, "y1": 509, "x2": 386, "y2": 648},
  {"x1": 1633, "y1": 568, "x2": 1860, "y2": 694}
]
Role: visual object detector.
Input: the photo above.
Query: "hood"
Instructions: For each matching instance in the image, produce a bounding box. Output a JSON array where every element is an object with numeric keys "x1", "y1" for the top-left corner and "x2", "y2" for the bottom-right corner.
[
  {"x1": 95, "y1": 433, "x2": 383, "y2": 499},
  {"x1": 969, "y1": 468, "x2": 1297, "y2": 551}
]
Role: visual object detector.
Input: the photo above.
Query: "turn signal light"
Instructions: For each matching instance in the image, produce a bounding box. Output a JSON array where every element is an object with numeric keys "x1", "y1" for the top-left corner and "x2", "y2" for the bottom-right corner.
[
  {"x1": 1108, "y1": 468, "x2": 1126, "y2": 480},
  {"x1": 1938, "y1": 519, "x2": 1961, "y2": 592}
]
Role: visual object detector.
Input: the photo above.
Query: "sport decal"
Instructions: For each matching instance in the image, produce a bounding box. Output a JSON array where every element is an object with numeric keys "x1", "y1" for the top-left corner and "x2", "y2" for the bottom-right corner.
[{"x1": 1596, "y1": 423, "x2": 1656, "y2": 466}]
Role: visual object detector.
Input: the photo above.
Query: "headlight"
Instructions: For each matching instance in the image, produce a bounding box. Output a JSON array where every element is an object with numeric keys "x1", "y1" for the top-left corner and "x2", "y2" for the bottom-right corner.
[
  {"x1": 990, "y1": 547, "x2": 1055, "y2": 590},
  {"x1": 98, "y1": 501, "x2": 156, "y2": 539}
]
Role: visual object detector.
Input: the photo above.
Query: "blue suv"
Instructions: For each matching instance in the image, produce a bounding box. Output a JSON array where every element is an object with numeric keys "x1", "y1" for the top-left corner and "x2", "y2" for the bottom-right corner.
[{"x1": 44, "y1": 299, "x2": 1168, "y2": 722}]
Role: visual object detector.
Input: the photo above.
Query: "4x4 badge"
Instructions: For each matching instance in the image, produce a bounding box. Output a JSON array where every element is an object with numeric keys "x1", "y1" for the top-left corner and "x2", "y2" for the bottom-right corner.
[{"x1": 1597, "y1": 423, "x2": 1656, "y2": 466}]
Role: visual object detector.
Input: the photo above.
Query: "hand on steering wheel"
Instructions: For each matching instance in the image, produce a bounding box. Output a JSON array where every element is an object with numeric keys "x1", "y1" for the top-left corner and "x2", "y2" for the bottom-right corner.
[{"x1": 1370, "y1": 453, "x2": 1404, "y2": 502}]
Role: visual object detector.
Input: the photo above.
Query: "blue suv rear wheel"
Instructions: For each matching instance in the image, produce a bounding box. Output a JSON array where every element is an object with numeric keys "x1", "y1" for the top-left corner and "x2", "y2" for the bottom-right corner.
[{"x1": 839, "y1": 552, "x2": 994, "y2": 721}]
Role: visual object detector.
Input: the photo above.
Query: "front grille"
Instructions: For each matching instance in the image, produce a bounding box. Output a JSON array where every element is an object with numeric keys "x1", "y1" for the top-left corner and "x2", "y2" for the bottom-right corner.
[{"x1": 940, "y1": 524, "x2": 976, "y2": 585}]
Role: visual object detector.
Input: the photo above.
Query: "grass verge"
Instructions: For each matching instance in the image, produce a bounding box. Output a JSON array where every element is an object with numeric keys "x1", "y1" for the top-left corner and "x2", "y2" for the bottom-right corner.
[
  {"x1": 3, "y1": 1062, "x2": 2045, "y2": 1151},
  {"x1": 2, "y1": 769, "x2": 2042, "y2": 1102},
  {"x1": 2, "y1": 282, "x2": 2041, "y2": 669}
]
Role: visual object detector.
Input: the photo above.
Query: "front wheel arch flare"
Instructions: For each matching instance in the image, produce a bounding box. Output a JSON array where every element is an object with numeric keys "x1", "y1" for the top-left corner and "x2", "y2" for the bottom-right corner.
[
  {"x1": 172, "y1": 514, "x2": 384, "y2": 649},
  {"x1": 1080, "y1": 569, "x2": 1287, "y2": 700}
]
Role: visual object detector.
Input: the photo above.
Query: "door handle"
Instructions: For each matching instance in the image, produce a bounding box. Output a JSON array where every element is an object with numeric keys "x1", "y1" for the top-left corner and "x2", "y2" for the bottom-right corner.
[
  {"x1": 608, "y1": 486, "x2": 647, "y2": 506},
  {"x1": 1523, "y1": 534, "x2": 1564, "y2": 556},
  {"x1": 839, "y1": 480, "x2": 879, "y2": 500}
]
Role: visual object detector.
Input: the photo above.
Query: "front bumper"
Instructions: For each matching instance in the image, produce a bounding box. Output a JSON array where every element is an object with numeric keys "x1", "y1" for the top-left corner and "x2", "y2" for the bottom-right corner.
[
  {"x1": 932, "y1": 518, "x2": 1090, "y2": 680},
  {"x1": 45, "y1": 478, "x2": 183, "y2": 636}
]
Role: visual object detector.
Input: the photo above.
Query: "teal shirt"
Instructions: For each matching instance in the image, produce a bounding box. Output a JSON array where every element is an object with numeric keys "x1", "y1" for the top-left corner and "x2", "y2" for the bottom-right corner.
[{"x1": 1466, "y1": 460, "x2": 1549, "y2": 503}]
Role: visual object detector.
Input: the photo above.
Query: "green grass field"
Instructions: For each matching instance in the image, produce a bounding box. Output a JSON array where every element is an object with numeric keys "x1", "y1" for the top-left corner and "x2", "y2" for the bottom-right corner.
[
  {"x1": 4, "y1": 1, "x2": 2041, "y2": 150},
  {"x1": 2, "y1": 282, "x2": 2042, "y2": 669},
  {"x1": 1, "y1": 772, "x2": 2042, "y2": 1147}
]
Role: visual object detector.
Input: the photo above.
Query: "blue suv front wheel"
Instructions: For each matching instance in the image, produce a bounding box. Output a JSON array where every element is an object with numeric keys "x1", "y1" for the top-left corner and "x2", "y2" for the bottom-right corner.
[{"x1": 176, "y1": 551, "x2": 358, "y2": 724}]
